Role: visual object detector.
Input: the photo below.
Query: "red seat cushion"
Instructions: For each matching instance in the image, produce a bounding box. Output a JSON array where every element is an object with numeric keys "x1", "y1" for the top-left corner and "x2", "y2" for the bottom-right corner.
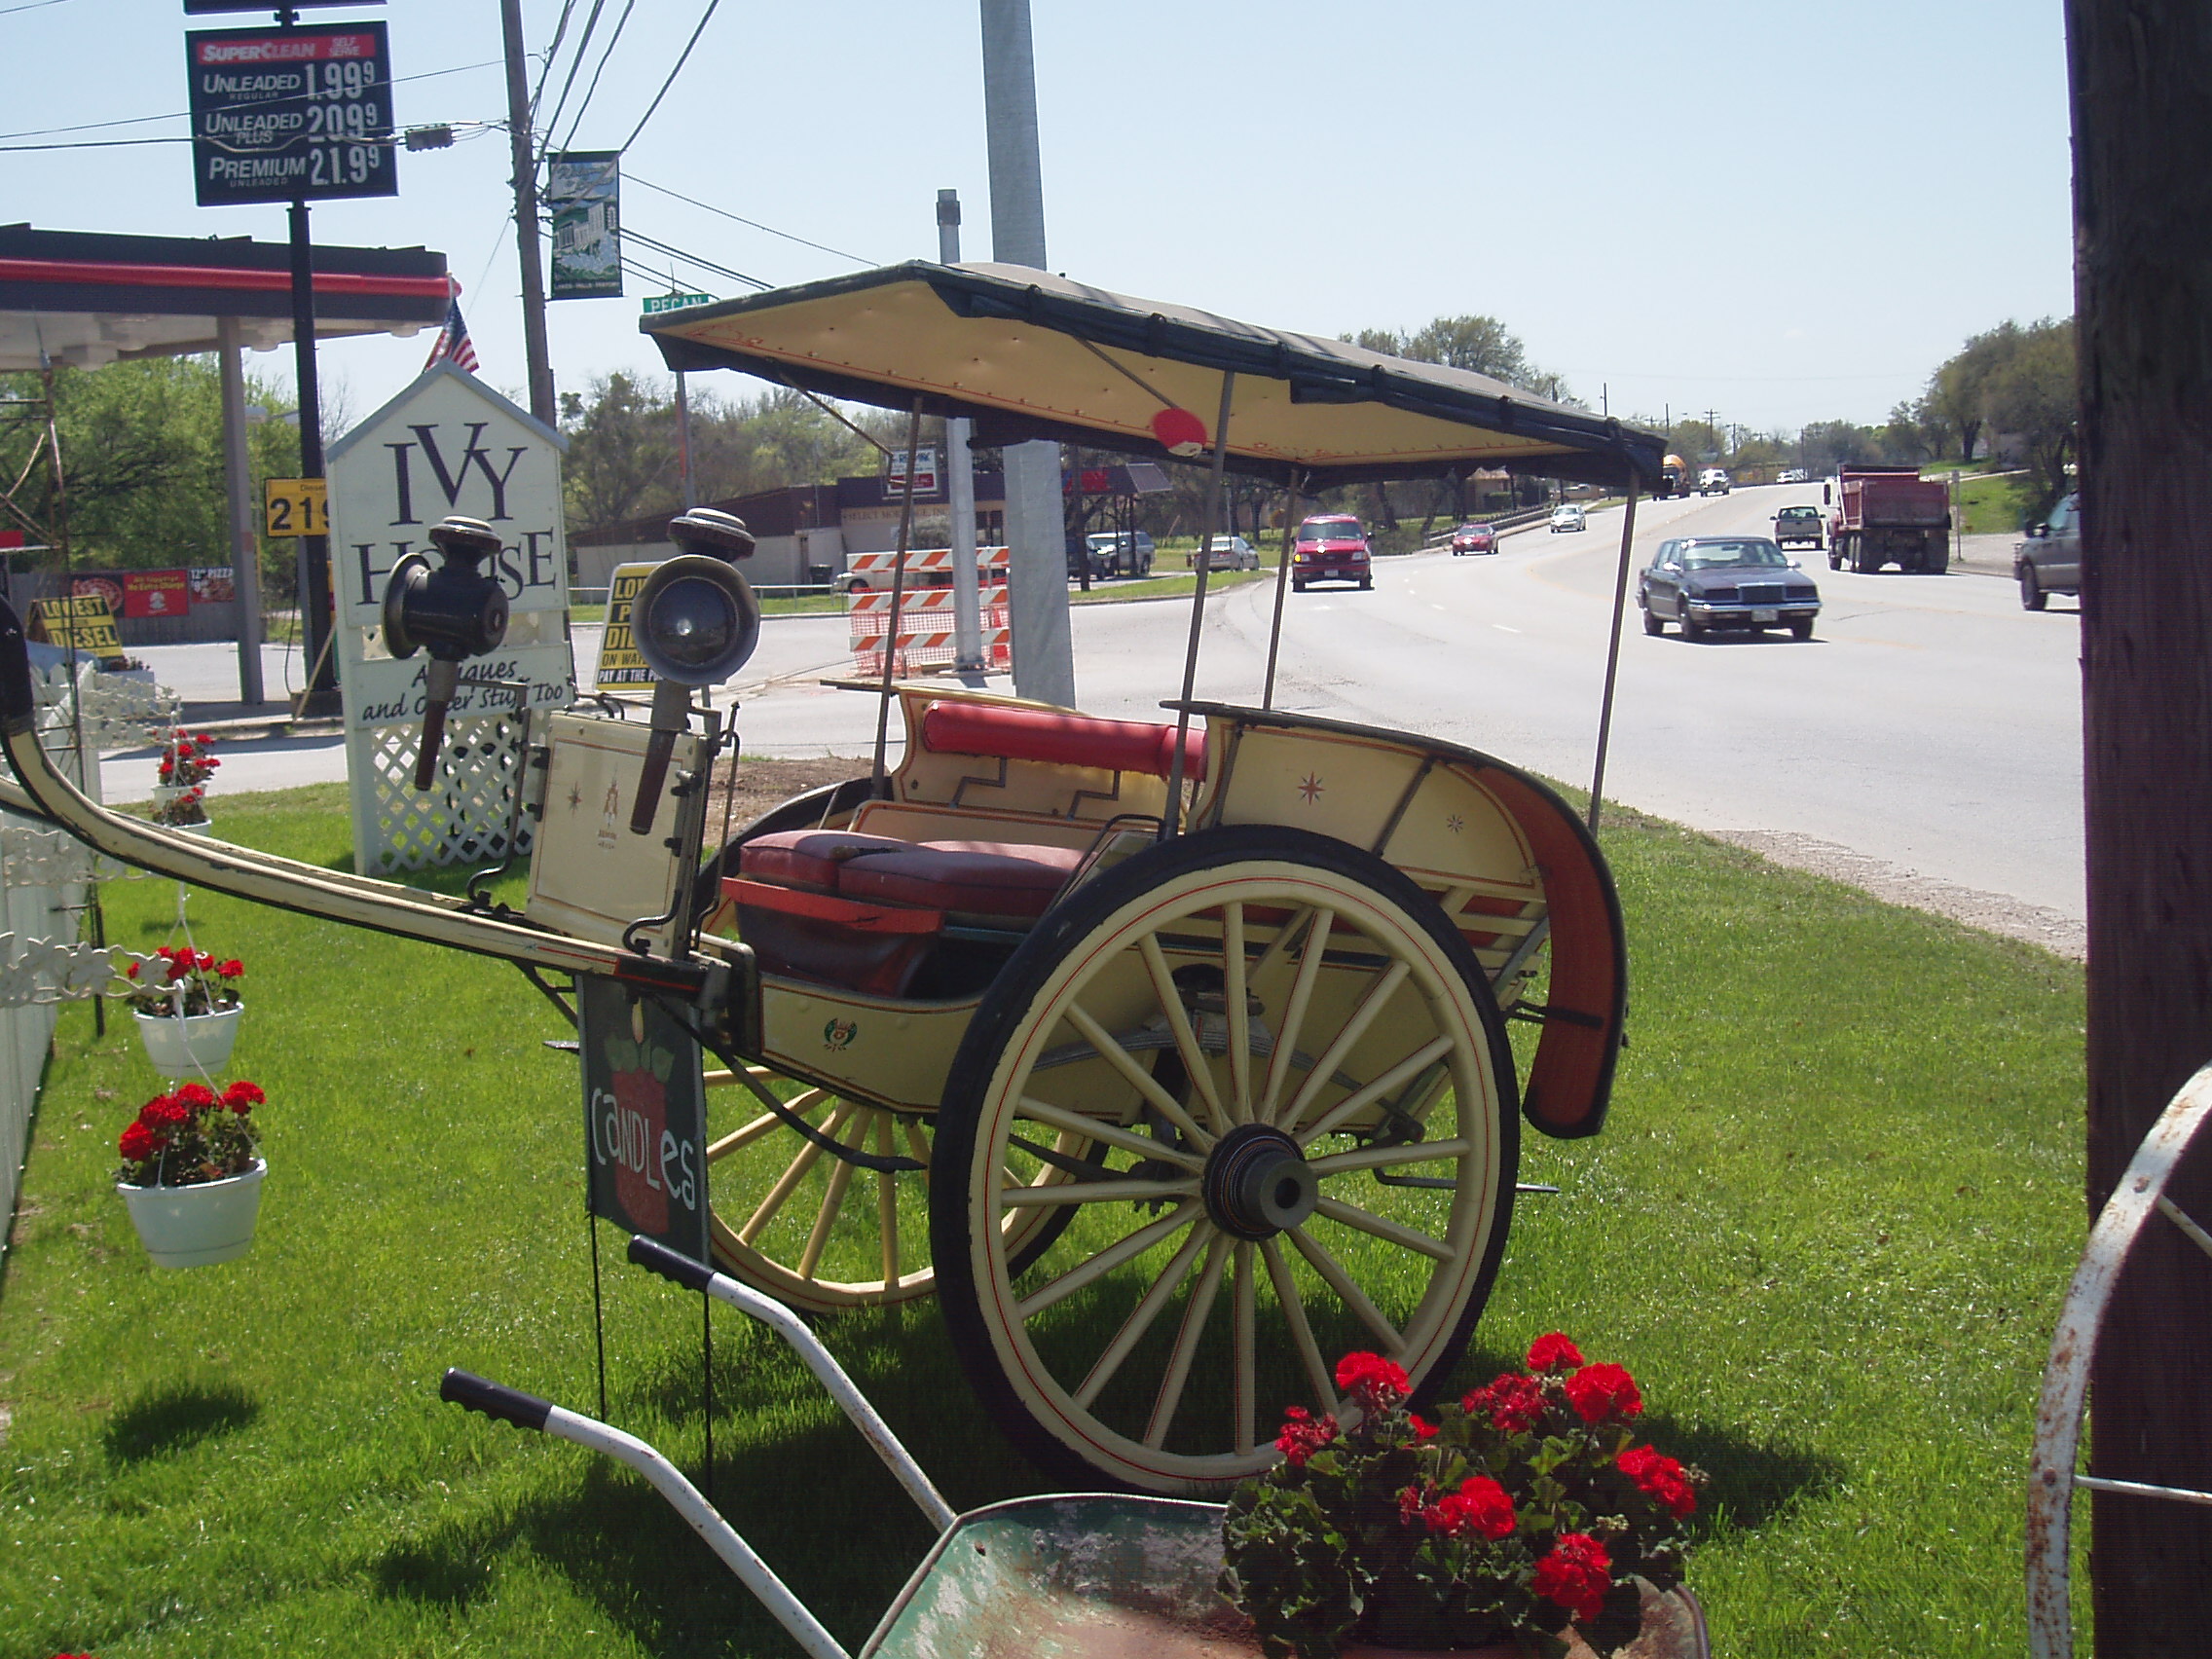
[
  {"x1": 920, "y1": 701, "x2": 1206, "y2": 782},
  {"x1": 738, "y1": 830, "x2": 909, "y2": 893},
  {"x1": 837, "y1": 842, "x2": 1082, "y2": 920}
]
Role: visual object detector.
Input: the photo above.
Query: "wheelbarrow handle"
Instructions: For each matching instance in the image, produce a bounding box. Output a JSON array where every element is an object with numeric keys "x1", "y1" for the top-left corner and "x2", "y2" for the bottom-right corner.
[
  {"x1": 440, "y1": 1368, "x2": 553, "y2": 1433},
  {"x1": 437, "y1": 1367, "x2": 853, "y2": 1659},
  {"x1": 625, "y1": 1234, "x2": 958, "y2": 1533}
]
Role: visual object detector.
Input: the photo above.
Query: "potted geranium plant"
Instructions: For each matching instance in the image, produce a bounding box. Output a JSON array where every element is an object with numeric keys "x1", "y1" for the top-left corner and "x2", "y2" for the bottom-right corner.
[
  {"x1": 114, "y1": 1079, "x2": 268, "y2": 1268},
  {"x1": 123, "y1": 945, "x2": 244, "y2": 1078},
  {"x1": 150, "y1": 728, "x2": 218, "y2": 830},
  {"x1": 1219, "y1": 1337, "x2": 1706, "y2": 1659}
]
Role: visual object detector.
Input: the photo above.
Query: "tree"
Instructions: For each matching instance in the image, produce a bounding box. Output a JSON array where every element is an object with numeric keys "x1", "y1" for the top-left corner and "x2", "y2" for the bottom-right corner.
[
  {"x1": 0, "y1": 355, "x2": 299, "y2": 589},
  {"x1": 2068, "y1": 0, "x2": 2212, "y2": 1648},
  {"x1": 560, "y1": 373, "x2": 680, "y2": 531},
  {"x1": 1350, "y1": 315, "x2": 1561, "y2": 397},
  {"x1": 1982, "y1": 317, "x2": 2076, "y2": 518},
  {"x1": 1923, "y1": 321, "x2": 2025, "y2": 462}
]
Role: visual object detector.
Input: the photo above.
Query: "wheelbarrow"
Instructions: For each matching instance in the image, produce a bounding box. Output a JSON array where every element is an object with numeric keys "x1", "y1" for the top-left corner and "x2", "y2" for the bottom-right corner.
[{"x1": 442, "y1": 1236, "x2": 1710, "y2": 1659}]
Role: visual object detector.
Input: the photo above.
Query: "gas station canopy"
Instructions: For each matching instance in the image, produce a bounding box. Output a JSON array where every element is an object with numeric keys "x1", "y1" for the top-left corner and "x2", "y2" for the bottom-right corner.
[
  {"x1": 0, "y1": 224, "x2": 450, "y2": 370},
  {"x1": 645, "y1": 261, "x2": 1664, "y2": 490}
]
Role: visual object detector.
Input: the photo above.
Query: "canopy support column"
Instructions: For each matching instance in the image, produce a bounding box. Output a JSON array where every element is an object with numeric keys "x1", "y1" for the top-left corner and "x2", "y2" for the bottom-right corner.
[
  {"x1": 216, "y1": 315, "x2": 264, "y2": 706},
  {"x1": 1261, "y1": 467, "x2": 1305, "y2": 710},
  {"x1": 1164, "y1": 373, "x2": 1235, "y2": 837},
  {"x1": 1587, "y1": 479, "x2": 1641, "y2": 831},
  {"x1": 870, "y1": 403, "x2": 925, "y2": 794}
]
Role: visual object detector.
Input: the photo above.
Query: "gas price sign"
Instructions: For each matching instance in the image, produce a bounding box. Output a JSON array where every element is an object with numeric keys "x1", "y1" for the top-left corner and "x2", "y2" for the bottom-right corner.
[{"x1": 185, "y1": 22, "x2": 396, "y2": 206}]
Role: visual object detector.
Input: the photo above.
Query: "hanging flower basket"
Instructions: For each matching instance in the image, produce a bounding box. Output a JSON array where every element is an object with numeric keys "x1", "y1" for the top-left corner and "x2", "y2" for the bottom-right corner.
[
  {"x1": 119, "y1": 1158, "x2": 266, "y2": 1269},
  {"x1": 132, "y1": 1002, "x2": 242, "y2": 1078},
  {"x1": 113, "y1": 1080, "x2": 269, "y2": 1269}
]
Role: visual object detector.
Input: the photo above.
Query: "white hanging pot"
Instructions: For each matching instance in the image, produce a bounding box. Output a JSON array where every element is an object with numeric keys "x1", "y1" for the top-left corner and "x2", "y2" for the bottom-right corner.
[
  {"x1": 117, "y1": 1160, "x2": 266, "y2": 1269},
  {"x1": 133, "y1": 1001, "x2": 242, "y2": 1079}
]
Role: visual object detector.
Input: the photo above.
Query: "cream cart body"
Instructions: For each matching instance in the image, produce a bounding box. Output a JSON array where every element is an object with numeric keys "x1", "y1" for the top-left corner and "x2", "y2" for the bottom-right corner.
[{"x1": 0, "y1": 261, "x2": 1660, "y2": 1498}]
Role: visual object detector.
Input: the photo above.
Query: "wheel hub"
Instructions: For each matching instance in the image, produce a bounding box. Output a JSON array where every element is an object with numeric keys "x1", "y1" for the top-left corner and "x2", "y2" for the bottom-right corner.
[{"x1": 1202, "y1": 1123, "x2": 1318, "y2": 1240}]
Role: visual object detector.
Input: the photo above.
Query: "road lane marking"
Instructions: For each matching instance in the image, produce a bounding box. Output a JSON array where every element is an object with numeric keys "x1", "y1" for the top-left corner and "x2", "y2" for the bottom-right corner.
[{"x1": 1493, "y1": 623, "x2": 1522, "y2": 633}]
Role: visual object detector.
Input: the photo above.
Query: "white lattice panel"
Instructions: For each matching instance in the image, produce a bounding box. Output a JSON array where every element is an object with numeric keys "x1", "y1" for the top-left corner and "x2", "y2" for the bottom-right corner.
[{"x1": 356, "y1": 713, "x2": 538, "y2": 873}]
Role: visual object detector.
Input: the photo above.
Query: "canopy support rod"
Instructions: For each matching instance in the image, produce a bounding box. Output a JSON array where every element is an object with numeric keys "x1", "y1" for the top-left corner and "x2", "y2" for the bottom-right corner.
[
  {"x1": 1163, "y1": 372, "x2": 1235, "y2": 838},
  {"x1": 870, "y1": 402, "x2": 926, "y2": 796},
  {"x1": 1586, "y1": 477, "x2": 1641, "y2": 831},
  {"x1": 1261, "y1": 466, "x2": 1305, "y2": 709},
  {"x1": 1070, "y1": 334, "x2": 1181, "y2": 411}
]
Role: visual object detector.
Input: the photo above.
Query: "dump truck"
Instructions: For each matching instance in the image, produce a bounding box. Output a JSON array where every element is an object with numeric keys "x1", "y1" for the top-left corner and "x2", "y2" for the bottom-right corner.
[{"x1": 1826, "y1": 463, "x2": 1951, "y2": 573}]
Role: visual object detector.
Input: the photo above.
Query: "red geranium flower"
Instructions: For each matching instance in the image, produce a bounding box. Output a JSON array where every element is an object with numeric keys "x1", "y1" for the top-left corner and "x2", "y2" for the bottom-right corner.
[
  {"x1": 1335, "y1": 1350, "x2": 1411, "y2": 1412},
  {"x1": 1424, "y1": 1474, "x2": 1517, "y2": 1541},
  {"x1": 1527, "y1": 1332, "x2": 1585, "y2": 1373},
  {"x1": 173, "y1": 1082, "x2": 218, "y2": 1110},
  {"x1": 1462, "y1": 1371, "x2": 1547, "y2": 1434},
  {"x1": 125, "y1": 960, "x2": 140, "y2": 981},
  {"x1": 1618, "y1": 1444, "x2": 1696, "y2": 1518},
  {"x1": 1408, "y1": 1414, "x2": 1438, "y2": 1443},
  {"x1": 1563, "y1": 1362, "x2": 1642, "y2": 1425},
  {"x1": 1274, "y1": 1405, "x2": 1339, "y2": 1467},
  {"x1": 138, "y1": 1094, "x2": 189, "y2": 1129},
  {"x1": 1533, "y1": 1532, "x2": 1613, "y2": 1622},
  {"x1": 118, "y1": 1122, "x2": 164, "y2": 1161},
  {"x1": 221, "y1": 1080, "x2": 264, "y2": 1113},
  {"x1": 217, "y1": 959, "x2": 243, "y2": 979}
]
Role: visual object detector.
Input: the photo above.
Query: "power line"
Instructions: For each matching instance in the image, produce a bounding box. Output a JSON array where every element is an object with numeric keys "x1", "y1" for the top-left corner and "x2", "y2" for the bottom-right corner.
[
  {"x1": 622, "y1": 227, "x2": 766, "y2": 291},
  {"x1": 526, "y1": 0, "x2": 581, "y2": 130},
  {"x1": 534, "y1": 0, "x2": 608, "y2": 158},
  {"x1": 0, "y1": 57, "x2": 503, "y2": 145},
  {"x1": 554, "y1": 0, "x2": 638, "y2": 157},
  {"x1": 627, "y1": 173, "x2": 873, "y2": 267},
  {"x1": 0, "y1": 0, "x2": 78, "y2": 16},
  {"x1": 618, "y1": 0, "x2": 721, "y2": 154}
]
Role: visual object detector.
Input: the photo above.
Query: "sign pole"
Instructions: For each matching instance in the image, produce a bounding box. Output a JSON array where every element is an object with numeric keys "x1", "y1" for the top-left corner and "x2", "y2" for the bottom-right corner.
[
  {"x1": 217, "y1": 316, "x2": 266, "y2": 707},
  {"x1": 675, "y1": 370, "x2": 696, "y2": 509},
  {"x1": 287, "y1": 196, "x2": 339, "y2": 715}
]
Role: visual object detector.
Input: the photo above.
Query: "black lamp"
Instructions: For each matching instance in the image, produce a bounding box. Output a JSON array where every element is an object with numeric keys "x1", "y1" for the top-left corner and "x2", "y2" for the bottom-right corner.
[
  {"x1": 626, "y1": 510, "x2": 761, "y2": 834},
  {"x1": 382, "y1": 516, "x2": 508, "y2": 790}
]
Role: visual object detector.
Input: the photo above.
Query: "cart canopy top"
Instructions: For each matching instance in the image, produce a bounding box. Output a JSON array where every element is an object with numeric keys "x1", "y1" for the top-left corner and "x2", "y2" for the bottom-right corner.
[{"x1": 643, "y1": 261, "x2": 1663, "y2": 491}]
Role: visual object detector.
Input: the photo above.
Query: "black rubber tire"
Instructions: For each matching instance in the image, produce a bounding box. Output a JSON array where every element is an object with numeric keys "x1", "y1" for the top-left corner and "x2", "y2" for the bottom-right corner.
[
  {"x1": 1789, "y1": 618, "x2": 1815, "y2": 641},
  {"x1": 1827, "y1": 544, "x2": 1844, "y2": 571},
  {"x1": 1292, "y1": 580, "x2": 1307, "y2": 593},
  {"x1": 2021, "y1": 569, "x2": 2047, "y2": 611},
  {"x1": 930, "y1": 825, "x2": 1518, "y2": 1494},
  {"x1": 1359, "y1": 577, "x2": 1373, "y2": 590},
  {"x1": 1681, "y1": 613, "x2": 1707, "y2": 642},
  {"x1": 1641, "y1": 607, "x2": 1665, "y2": 637},
  {"x1": 1855, "y1": 538, "x2": 1883, "y2": 575}
]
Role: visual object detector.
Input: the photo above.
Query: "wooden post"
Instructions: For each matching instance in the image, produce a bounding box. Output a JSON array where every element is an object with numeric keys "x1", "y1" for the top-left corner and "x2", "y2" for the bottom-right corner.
[{"x1": 2068, "y1": 1, "x2": 2212, "y2": 1645}]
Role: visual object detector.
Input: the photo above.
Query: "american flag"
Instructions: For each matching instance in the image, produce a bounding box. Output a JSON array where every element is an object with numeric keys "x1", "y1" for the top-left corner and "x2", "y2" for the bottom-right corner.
[{"x1": 423, "y1": 282, "x2": 480, "y2": 374}]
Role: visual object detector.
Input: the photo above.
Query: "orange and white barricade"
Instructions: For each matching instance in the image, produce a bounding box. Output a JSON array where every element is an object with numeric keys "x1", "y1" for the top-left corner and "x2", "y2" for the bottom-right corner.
[{"x1": 846, "y1": 547, "x2": 1013, "y2": 674}]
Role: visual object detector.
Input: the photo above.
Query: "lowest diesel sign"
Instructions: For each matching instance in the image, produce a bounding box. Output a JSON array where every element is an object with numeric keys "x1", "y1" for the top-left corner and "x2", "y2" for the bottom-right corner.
[{"x1": 186, "y1": 23, "x2": 396, "y2": 207}]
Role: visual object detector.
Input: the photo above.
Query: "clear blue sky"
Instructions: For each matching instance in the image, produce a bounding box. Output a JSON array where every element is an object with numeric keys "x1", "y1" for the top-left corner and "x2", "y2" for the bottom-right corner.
[{"x1": 3, "y1": 0, "x2": 2075, "y2": 437}]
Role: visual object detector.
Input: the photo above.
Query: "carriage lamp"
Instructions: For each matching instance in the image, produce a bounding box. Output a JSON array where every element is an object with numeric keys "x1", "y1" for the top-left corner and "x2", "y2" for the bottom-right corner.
[
  {"x1": 626, "y1": 509, "x2": 761, "y2": 834},
  {"x1": 382, "y1": 516, "x2": 509, "y2": 791}
]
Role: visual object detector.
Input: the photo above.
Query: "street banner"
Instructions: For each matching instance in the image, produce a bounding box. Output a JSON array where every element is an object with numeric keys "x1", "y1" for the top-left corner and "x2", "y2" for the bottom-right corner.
[
  {"x1": 577, "y1": 974, "x2": 708, "y2": 1263},
  {"x1": 27, "y1": 595, "x2": 124, "y2": 661},
  {"x1": 594, "y1": 563, "x2": 655, "y2": 688},
  {"x1": 185, "y1": 22, "x2": 396, "y2": 206},
  {"x1": 122, "y1": 570, "x2": 191, "y2": 619},
  {"x1": 548, "y1": 152, "x2": 622, "y2": 300}
]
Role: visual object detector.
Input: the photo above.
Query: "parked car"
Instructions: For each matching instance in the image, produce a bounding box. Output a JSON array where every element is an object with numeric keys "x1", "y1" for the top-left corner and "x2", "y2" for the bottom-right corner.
[
  {"x1": 1638, "y1": 535, "x2": 1822, "y2": 641},
  {"x1": 2014, "y1": 491, "x2": 2080, "y2": 610},
  {"x1": 1076, "y1": 530, "x2": 1155, "y2": 579},
  {"x1": 1772, "y1": 504, "x2": 1825, "y2": 551},
  {"x1": 1189, "y1": 534, "x2": 1260, "y2": 571},
  {"x1": 1548, "y1": 504, "x2": 1587, "y2": 534},
  {"x1": 1291, "y1": 515, "x2": 1372, "y2": 591},
  {"x1": 1450, "y1": 522, "x2": 1497, "y2": 555}
]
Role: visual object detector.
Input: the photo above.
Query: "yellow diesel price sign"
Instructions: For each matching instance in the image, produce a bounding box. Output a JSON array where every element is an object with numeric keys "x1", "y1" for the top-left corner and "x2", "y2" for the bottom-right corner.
[
  {"x1": 27, "y1": 594, "x2": 124, "y2": 661},
  {"x1": 593, "y1": 563, "x2": 655, "y2": 688},
  {"x1": 263, "y1": 477, "x2": 328, "y2": 538}
]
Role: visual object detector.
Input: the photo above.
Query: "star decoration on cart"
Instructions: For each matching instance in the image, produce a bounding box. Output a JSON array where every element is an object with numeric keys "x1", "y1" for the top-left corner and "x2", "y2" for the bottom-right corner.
[
  {"x1": 1297, "y1": 773, "x2": 1325, "y2": 803},
  {"x1": 1446, "y1": 813, "x2": 1465, "y2": 834}
]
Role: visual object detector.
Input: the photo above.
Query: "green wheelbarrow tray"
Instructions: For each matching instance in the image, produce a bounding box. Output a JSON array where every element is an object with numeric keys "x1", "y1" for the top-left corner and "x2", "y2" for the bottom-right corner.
[
  {"x1": 864, "y1": 1492, "x2": 1242, "y2": 1658},
  {"x1": 441, "y1": 1237, "x2": 1706, "y2": 1659}
]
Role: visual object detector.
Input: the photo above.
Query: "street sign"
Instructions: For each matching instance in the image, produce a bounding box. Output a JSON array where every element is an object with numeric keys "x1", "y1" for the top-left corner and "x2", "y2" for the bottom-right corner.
[
  {"x1": 263, "y1": 476, "x2": 328, "y2": 537},
  {"x1": 26, "y1": 595, "x2": 124, "y2": 661},
  {"x1": 577, "y1": 975, "x2": 709, "y2": 1264},
  {"x1": 594, "y1": 563, "x2": 655, "y2": 688},
  {"x1": 185, "y1": 22, "x2": 396, "y2": 207},
  {"x1": 642, "y1": 292, "x2": 714, "y2": 315},
  {"x1": 885, "y1": 446, "x2": 939, "y2": 496}
]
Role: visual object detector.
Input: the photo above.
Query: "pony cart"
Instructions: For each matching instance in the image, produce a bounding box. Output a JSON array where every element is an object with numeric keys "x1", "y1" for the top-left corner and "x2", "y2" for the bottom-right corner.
[{"x1": 0, "y1": 261, "x2": 1658, "y2": 1499}]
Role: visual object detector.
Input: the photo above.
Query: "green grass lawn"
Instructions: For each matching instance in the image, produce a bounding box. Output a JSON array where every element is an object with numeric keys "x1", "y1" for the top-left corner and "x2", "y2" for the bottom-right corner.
[
  {"x1": 1955, "y1": 471, "x2": 2035, "y2": 536},
  {"x1": 0, "y1": 788, "x2": 2087, "y2": 1656}
]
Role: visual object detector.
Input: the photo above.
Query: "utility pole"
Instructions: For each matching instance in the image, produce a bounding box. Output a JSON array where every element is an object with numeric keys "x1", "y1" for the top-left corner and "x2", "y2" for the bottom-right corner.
[
  {"x1": 978, "y1": 0, "x2": 1074, "y2": 707},
  {"x1": 2068, "y1": 0, "x2": 2212, "y2": 1645},
  {"x1": 499, "y1": 0, "x2": 556, "y2": 426},
  {"x1": 938, "y1": 189, "x2": 986, "y2": 673}
]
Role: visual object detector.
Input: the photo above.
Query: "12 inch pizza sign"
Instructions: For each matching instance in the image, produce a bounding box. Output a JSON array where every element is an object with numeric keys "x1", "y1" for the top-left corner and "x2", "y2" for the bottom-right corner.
[{"x1": 577, "y1": 976, "x2": 708, "y2": 1262}]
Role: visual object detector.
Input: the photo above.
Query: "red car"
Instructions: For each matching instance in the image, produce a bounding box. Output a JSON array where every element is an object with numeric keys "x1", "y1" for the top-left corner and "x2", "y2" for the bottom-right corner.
[
  {"x1": 1292, "y1": 514, "x2": 1373, "y2": 591},
  {"x1": 1450, "y1": 522, "x2": 1496, "y2": 556}
]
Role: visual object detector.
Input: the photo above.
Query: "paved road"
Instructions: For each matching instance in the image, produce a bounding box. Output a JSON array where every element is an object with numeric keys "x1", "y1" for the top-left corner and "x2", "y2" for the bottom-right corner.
[{"x1": 99, "y1": 491, "x2": 2085, "y2": 925}]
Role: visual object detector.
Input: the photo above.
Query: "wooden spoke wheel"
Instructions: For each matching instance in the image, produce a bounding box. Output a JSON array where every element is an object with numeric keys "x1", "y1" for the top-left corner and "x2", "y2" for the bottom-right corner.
[
  {"x1": 704, "y1": 1068, "x2": 1094, "y2": 1316},
  {"x1": 931, "y1": 826, "x2": 1518, "y2": 1495}
]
